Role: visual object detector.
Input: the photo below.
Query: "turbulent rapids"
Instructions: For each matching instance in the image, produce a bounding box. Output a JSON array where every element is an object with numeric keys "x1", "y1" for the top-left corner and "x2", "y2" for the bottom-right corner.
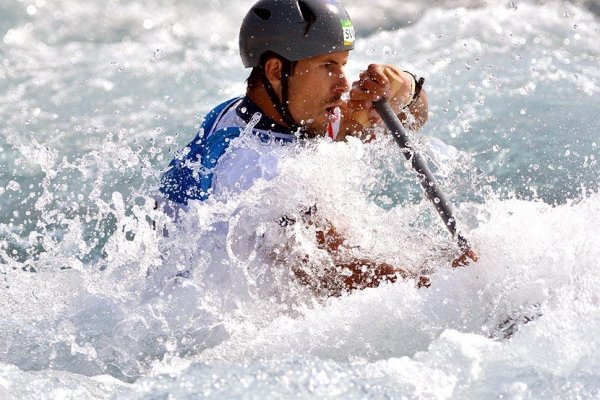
[{"x1": 1, "y1": 0, "x2": 599, "y2": 398}]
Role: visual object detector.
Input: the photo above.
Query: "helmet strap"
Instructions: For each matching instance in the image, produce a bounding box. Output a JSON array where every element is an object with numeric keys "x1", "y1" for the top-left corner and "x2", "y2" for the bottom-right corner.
[{"x1": 260, "y1": 59, "x2": 301, "y2": 133}]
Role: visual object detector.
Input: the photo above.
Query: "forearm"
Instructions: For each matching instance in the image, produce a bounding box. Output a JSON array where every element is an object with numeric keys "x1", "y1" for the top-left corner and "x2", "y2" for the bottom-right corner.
[
  {"x1": 312, "y1": 222, "x2": 419, "y2": 294},
  {"x1": 399, "y1": 89, "x2": 428, "y2": 131},
  {"x1": 293, "y1": 256, "x2": 408, "y2": 297}
]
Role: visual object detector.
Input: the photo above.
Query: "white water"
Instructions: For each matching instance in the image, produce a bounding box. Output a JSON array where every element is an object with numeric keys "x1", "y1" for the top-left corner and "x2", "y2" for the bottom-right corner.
[{"x1": 1, "y1": 0, "x2": 600, "y2": 398}]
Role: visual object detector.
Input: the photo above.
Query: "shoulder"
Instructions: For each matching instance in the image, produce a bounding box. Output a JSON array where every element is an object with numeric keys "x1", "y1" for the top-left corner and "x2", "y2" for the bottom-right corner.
[{"x1": 202, "y1": 97, "x2": 244, "y2": 131}]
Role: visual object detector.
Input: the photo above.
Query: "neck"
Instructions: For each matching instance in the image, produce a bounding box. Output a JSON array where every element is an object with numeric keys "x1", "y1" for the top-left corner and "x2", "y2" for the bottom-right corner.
[{"x1": 247, "y1": 85, "x2": 290, "y2": 129}]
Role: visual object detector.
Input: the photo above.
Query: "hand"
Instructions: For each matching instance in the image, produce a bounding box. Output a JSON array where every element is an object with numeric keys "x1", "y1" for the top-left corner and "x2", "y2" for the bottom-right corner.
[
  {"x1": 417, "y1": 275, "x2": 431, "y2": 288},
  {"x1": 347, "y1": 64, "x2": 415, "y2": 126},
  {"x1": 452, "y1": 248, "x2": 479, "y2": 268}
]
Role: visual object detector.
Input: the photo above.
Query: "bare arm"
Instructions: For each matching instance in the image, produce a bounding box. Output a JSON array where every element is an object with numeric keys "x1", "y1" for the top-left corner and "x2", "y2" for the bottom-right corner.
[{"x1": 292, "y1": 219, "x2": 429, "y2": 297}]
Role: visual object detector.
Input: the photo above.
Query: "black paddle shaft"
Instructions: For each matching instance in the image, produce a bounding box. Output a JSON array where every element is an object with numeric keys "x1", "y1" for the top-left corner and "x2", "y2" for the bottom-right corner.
[{"x1": 374, "y1": 99, "x2": 469, "y2": 251}]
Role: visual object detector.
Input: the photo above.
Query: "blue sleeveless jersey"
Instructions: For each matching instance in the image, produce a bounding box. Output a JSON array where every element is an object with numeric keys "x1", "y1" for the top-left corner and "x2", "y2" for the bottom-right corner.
[{"x1": 159, "y1": 96, "x2": 296, "y2": 205}]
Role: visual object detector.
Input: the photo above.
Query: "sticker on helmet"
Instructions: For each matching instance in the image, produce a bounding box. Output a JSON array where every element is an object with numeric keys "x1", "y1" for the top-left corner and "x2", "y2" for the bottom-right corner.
[{"x1": 341, "y1": 19, "x2": 355, "y2": 46}]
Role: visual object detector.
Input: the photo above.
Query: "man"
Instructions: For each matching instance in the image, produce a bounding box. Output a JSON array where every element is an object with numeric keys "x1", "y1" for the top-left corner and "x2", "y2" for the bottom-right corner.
[{"x1": 159, "y1": 0, "x2": 474, "y2": 296}]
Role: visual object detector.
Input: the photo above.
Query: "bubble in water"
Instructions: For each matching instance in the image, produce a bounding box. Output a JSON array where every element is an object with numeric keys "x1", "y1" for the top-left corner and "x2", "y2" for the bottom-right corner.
[
  {"x1": 461, "y1": 121, "x2": 471, "y2": 133},
  {"x1": 520, "y1": 108, "x2": 527, "y2": 115},
  {"x1": 7, "y1": 180, "x2": 20, "y2": 191},
  {"x1": 153, "y1": 49, "x2": 162, "y2": 59}
]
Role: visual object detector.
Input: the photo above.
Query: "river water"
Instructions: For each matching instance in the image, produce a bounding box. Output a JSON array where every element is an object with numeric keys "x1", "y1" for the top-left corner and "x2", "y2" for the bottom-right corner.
[{"x1": 1, "y1": 0, "x2": 600, "y2": 398}]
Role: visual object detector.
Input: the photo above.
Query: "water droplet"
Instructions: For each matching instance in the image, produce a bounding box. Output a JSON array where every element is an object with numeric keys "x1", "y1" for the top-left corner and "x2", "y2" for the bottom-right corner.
[
  {"x1": 520, "y1": 108, "x2": 527, "y2": 115},
  {"x1": 7, "y1": 180, "x2": 20, "y2": 191},
  {"x1": 143, "y1": 19, "x2": 154, "y2": 30}
]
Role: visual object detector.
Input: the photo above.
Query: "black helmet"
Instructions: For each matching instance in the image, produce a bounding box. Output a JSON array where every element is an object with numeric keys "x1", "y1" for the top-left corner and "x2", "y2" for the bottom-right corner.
[{"x1": 240, "y1": 0, "x2": 355, "y2": 68}]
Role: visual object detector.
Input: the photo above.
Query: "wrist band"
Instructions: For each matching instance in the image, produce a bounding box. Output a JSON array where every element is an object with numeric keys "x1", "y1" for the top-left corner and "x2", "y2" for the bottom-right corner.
[{"x1": 403, "y1": 71, "x2": 425, "y2": 108}]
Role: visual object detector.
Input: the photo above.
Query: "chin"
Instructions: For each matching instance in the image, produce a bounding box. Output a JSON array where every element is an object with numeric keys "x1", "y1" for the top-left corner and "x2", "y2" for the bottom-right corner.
[{"x1": 300, "y1": 120, "x2": 327, "y2": 137}]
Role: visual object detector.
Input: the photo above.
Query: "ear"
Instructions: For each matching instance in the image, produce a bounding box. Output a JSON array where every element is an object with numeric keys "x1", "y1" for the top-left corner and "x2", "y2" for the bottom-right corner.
[{"x1": 263, "y1": 58, "x2": 283, "y2": 87}]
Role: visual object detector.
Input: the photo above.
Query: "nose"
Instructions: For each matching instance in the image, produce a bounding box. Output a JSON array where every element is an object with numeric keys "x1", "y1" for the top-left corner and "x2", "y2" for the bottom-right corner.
[{"x1": 334, "y1": 71, "x2": 350, "y2": 94}]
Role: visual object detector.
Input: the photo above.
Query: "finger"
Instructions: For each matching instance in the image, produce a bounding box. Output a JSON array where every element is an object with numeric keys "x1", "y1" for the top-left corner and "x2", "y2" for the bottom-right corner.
[
  {"x1": 349, "y1": 86, "x2": 372, "y2": 101},
  {"x1": 368, "y1": 109, "x2": 380, "y2": 123},
  {"x1": 352, "y1": 80, "x2": 389, "y2": 102},
  {"x1": 451, "y1": 248, "x2": 478, "y2": 268},
  {"x1": 361, "y1": 79, "x2": 389, "y2": 100},
  {"x1": 467, "y1": 249, "x2": 479, "y2": 262},
  {"x1": 417, "y1": 275, "x2": 431, "y2": 288},
  {"x1": 367, "y1": 64, "x2": 389, "y2": 87},
  {"x1": 352, "y1": 70, "x2": 370, "y2": 91},
  {"x1": 356, "y1": 66, "x2": 390, "y2": 88},
  {"x1": 452, "y1": 254, "x2": 468, "y2": 268},
  {"x1": 347, "y1": 99, "x2": 372, "y2": 113}
]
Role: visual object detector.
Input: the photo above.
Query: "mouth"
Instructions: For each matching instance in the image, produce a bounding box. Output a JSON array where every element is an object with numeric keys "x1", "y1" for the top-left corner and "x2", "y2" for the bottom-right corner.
[{"x1": 325, "y1": 102, "x2": 342, "y2": 119}]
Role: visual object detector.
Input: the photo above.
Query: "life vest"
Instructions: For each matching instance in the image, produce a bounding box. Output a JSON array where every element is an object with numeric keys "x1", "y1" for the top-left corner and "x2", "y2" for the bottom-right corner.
[{"x1": 160, "y1": 96, "x2": 340, "y2": 205}]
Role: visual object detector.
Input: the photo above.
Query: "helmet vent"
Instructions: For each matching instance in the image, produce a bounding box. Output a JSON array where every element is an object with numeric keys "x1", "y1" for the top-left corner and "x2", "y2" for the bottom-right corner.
[
  {"x1": 298, "y1": 1, "x2": 316, "y2": 35},
  {"x1": 253, "y1": 8, "x2": 271, "y2": 21}
]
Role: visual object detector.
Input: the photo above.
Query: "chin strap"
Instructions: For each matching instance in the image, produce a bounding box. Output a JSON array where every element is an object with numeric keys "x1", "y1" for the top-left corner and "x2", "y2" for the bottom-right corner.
[{"x1": 259, "y1": 59, "x2": 301, "y2": 133}]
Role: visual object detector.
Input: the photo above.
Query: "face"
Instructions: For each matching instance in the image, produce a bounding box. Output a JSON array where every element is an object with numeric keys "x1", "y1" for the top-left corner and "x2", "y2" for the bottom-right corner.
[{"x1": 286, "y1": 51, "x2": 350, "y2": 135}]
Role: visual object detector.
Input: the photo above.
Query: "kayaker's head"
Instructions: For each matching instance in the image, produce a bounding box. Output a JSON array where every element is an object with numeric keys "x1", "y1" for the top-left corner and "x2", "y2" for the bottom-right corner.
[{"x1": 239, "y1": 0, "x2": 355, "y2": 135}]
